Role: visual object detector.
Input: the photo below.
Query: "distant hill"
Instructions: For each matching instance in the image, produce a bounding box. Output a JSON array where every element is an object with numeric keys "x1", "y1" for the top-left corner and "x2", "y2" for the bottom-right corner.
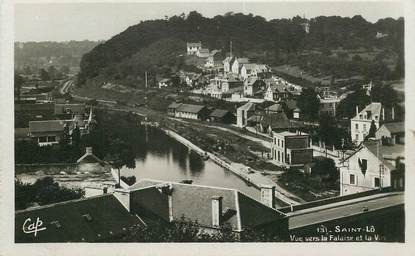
[
  {"x1": 15, "y1": 40, "x2": 102, "y2": 73},
  {"x1": 78, "y1": 11, "x2": 404, "y2": 88}
]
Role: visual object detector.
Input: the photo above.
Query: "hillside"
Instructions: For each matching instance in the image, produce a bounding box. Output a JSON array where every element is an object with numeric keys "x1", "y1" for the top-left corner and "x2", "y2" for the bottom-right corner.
[{"x1": 78, "y1": 12, "x2": 404, "y2": 88}]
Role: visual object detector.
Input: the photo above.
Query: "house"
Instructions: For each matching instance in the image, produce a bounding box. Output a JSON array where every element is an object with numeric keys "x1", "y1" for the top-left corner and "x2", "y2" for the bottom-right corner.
[
  {"x1": 15, "y1": 194, "x2": 144, "y2": 243},
  {"x1": 240, "y1": 64, "x2": 270, "y2": 80},
  {"x1": 375, "y1": 122, "x2": 404, "y2": 145},
  {"x1": 209, "y1": 109, "x2": 236, "y2": 124},
  {"x1": 351, "y1": 102, "x2": 383, "y2": 144},
  {"x1": 318, "y1": 95, "x2": 341, "y2": 117},
  {"x1": 28, "y1": 120, "x2": 67, "y2": 146},
  {"x1": 293, "y1": 108, "x2": 301, "y2": 119},
  {"x1": 244, "y1": 77, "x2": 265, "y2": 96},
  {"x1": 236, "y1": 102, "x2": 256, "y2": 127},
  {"x1": 223, "y1": 57, "x2": 236, "y2": 73},
  {"x1": 339, "y1": 139, "x2": 404, "y2": 196},
  {"x1": 158, "y1": 78, "x2": 172, "y2": 88},
  {"x1": 264, "y1": 80, "x2": 292, "y2": 102},
  {"x1": 270, "y1": 131, "x2": 313, "y2": 168},
  {"x1": 118, "y1": 179, "x2": 288, "y2": 236},
  {"x1": 167, "y1": 102, "x2": 182, "y2": 117},
  {"x1": 175, "y1": 104, "x2": 210, "y2": 120},
  {"x1": 231, "y1": 57, "x2": 249, "y2": 74},
  {"x1": 197, "y1": 48, "x2": 210, "y2": 58},
  {"x1": 187, "y1": 42, "x2": 202, "y2": 55}
]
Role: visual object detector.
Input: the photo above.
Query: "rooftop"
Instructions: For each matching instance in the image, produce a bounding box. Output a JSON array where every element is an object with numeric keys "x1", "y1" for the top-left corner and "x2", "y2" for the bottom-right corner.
[
  {"x1": 15, "y1": 194, "x2": 143, "y2": 243},
  {"x1": 128, "y1": 179, "x2": 286, "y2": 231},
  {"x1": 29, "y1": 120, "x2": 66, "y2": 133},
  {"x1": 209, "y1": 109, "x2": 232, "y2": 118},
  {"x1": 176, "y1": 104, "x2": 206, "y2": 114},
  {"x1": 381, "y1": 122, "x2": 404, "y2": 134},
  {"x1": 167, "y1": 102, "x2": 182, "y2": 109},
  {"x1": 54, "y1": 103, "x2": 86, "y2": 115},
  {"x1": 238, "y1": 102, "x2": 255, "y2": 111}
]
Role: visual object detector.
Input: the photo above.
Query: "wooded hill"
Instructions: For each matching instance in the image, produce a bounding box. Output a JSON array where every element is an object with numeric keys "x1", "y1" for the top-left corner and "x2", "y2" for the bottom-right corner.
[{"x1": 78, "y1": 11, "x2": 404, "y2": 88}]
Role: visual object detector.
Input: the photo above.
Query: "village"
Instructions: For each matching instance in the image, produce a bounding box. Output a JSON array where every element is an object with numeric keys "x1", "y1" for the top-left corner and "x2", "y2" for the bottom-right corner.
[{"x1": 12, "y1": 11, "x2": 405, "y2": 243}]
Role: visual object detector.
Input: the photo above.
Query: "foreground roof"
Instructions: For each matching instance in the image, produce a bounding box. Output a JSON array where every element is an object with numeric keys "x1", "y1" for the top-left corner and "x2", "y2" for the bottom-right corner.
[
  {"x1": 15, "y1": 194, "x2": 143, "y2": 243},
  {"x1": 128, "y1": 179, "x2": 286, "y2": 231},
  {"x1": 381, "y1": 122, "x2": 404, "y2": 134}
]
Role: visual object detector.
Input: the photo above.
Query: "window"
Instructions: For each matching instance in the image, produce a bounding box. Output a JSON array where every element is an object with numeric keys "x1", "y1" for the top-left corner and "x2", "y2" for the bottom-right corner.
[
  {"x1": 47, "y1": 136, "x2": 56, "y2": 142},
  {"x1": 355, "y1": 123, "x2": 359, "y2": 130},
  {"x1": 38, "y1": 136, "x2": 47, "y2": 143},
  {"x1": 399, "y1": 178, "x2": 403, "y2": 188},
  {"x1": 277, "y1": 151, "x2": 280, "y2": 161},
  {"x1": 363, "y1": 124, "x2": 367, "y2": 131},
  {"x1": 277, "y1": 139, "x2": 280, "y2": 146},
  {"x1": 355, "y1": 134, "x2": 359, "y2": 141},
  {"x1": 350, "y1": 174, "x2": 356, "y2": 185},
  {"x1": 374, "y1": 177, "x2": 380, "y2": 187},
  {"x1": 281, "y1": 140, "x2": 284, "y2": 148}
]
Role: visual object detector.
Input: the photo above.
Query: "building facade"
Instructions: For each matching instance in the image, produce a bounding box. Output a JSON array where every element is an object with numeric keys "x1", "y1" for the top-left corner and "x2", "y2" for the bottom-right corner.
[
  {"x1": 350, "y1": 102, "x2": 383, "y2": 144},
  {"x1": 187, "y1": 42, "x2": 202, "y2": 55},
  {"x1": 270, "y1": 131, "x2": 313, "y2": 168}
]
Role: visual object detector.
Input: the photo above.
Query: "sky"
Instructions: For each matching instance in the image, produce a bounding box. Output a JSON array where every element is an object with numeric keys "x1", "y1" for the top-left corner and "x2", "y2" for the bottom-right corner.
[{"x1": 14, "y1": 1, "x2": 404, "y2": 42}]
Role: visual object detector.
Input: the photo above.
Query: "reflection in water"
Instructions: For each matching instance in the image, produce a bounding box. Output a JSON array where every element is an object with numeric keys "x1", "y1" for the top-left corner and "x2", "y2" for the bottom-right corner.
[{"x1": 121, "y1": 125, "x2": 260, "y2": 200}]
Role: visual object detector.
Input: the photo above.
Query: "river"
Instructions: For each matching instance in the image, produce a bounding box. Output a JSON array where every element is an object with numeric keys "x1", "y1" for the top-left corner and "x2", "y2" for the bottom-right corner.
[{"x1": 120, "y1": 125, "x2": 261, "y2": 200}]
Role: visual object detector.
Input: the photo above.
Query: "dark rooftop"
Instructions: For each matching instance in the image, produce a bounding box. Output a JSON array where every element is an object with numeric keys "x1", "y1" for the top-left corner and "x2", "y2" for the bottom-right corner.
[{"x1": 15, "y1": 194, "x2": 143, "y2": 243}]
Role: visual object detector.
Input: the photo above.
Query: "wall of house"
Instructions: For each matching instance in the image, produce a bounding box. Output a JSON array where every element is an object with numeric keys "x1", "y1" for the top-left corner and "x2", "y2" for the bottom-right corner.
[
  {"x1": 285, "y1": 136, "x2": 309, "y2": 149},
  {"x1": 176, "y1": 111, "x2": 199, "y2": 120},
  {"x1": 288, "y1": 149, "x2": 313, "y2": 165},
  {"x1": 340, "y1": 147, "x2": 391, "y2": 196}
]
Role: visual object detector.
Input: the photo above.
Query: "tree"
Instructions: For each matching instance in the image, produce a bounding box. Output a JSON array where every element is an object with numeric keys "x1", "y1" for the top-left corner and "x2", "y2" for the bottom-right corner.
[
  {"x1": 15, "y1": 177, "x2": 84, "y2": 210},
  {"x1": 366, "y1": 120, "x2": 377, "y2": 140},
  {"x1": 105, "y1": 138, "x2": 136, "y2": 187},
  {"x1": 297, "y1": 88, "x2": 320, "y2": 121}
]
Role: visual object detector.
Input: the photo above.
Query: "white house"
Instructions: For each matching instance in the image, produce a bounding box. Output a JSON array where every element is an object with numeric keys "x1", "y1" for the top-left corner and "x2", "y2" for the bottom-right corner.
[
  {"x1": 318, "y1": 95, "x2": 341, "y2": 117},
  {"x1": 236, "y1": 102, "x2": 256, "y2": 127},
  {"x1": 187, "y1": 42, "x2": 202, "y2": 55},
  {"x1": 350, "y1": 102, "x2": 383, "y2": 144},
  {"x1": 231, "y1": 57, "x2": 249, "y2": 74},
  {"x1": 197, "y1": 48, "x2": 210, "y2": 58},
  {"x1": 223, "y1": 57, "x2": 236, "y2": 73},
  {"x1": 339, "y1": 139, "x2": 404, "y2": 196}
]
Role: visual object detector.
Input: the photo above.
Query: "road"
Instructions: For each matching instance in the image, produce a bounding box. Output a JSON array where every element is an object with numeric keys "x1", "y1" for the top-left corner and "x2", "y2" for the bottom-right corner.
[{"x1": 288, "y1": 192, "x2": 404, "y2": 229}]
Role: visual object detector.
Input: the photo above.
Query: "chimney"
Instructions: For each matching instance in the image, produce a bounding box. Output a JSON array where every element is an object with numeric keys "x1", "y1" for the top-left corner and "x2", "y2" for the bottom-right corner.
[
  {"x1": 260, "y1": 185, "x2": 276, "y2": 209},
  {"x1": 356, "y1": 106, "x2": 359, "y2": 117},
  {"x1": 211, "y1": 196, "x2": 223, "y2": 227},
  {"x1": 382, "y1": 107, "x2": 385, "y2": 121},
  {"x1": 391, "y1": 107, "x2": 395, "y2": 120},
  {"x1": 85, "y1": 147, "x2": 93, "y2": 155},
  {"x1": 156, "y1": 184, "x2": 174, "y2": 222}
]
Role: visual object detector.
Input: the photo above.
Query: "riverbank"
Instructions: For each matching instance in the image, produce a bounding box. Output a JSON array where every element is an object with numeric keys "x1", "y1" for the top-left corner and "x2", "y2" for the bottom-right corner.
[{"x1": 161, "y1": 127, "x2": 301, "y2": 206}]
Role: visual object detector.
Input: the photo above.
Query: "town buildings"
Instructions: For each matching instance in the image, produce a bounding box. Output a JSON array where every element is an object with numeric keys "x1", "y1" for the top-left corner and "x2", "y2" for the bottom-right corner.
[
  {"x1": 28, "y1": 120, "x2": 68, "y2": 146},
  {"x1": 270, "y1": 131, "x2": 313, "y2": 169},
  {"x1": 339, "y1": 139, "x2": 404, "y2": 196},
  {"x1": 317, "y1": 94, "x2": 341, "y2": 117}
]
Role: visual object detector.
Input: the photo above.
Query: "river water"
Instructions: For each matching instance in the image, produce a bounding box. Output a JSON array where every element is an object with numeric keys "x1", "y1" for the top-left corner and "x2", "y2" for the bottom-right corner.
[{"x1": 120, "y1": 126, "x2": 260, "y2": 200}]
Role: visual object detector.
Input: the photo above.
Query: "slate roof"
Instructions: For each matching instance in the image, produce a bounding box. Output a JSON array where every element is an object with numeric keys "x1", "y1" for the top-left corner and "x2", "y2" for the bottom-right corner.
[
  {"x1": 128, "y1": 179, "x2": 286, "y2": 231},
  {"x1": 15, "y1": 194, "x2": 143, "y2": 243},
  {"x1": 382, "y1": 122, "x2": 404, "y2": 134},
  {"x1": 355, "y1": 102, "x2": 382, "y2": 119},
  {"x1": 260, "y1": 112, "x2": 291, "y2": 129},
  {"x1": 54, "y1": 103, "x2": 86, "y2": 115},
  {"x1": 29, "y1": 120, "x2": 66, "y2": 133},
  {"x1": 176, "y1": 104, "x2": 206, "y2": 114},
  {"x1": 343, "y1": 140, "x2": 404, "y2": 170},
  {"x1": 209, "y1": 109, "x2": 232, "y2": 118},
  {"x1": 167, "y1": 102, "x2": 182, "y2": 109}
]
